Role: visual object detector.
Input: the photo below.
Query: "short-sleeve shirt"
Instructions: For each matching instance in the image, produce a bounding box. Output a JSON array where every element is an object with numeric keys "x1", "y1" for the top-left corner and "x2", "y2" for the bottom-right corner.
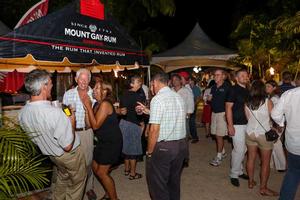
[
  {"x1": 191, "y1": 85, "x2": 202, "y2": 101},
  {"x1": 149, "y1": 87, "x2": 186, "y2": 142},
  {"x1": 211, "y1": 82, "x2": 231, "y2": 113},
  {"x1": 226, "y1": 84, "x2": 249, "y2": 125},
  {"x1": 63, "y1": 86, "x2": 94, "y2": 129},
  {"x1": 19, "y1": 101, "x2": 80, "y2": 156},
  {"x1": 174, "y1": 87, "x2": 194, "y2": 114},
  {"x1": 120, "y1": 90, "x2": 146, "y2": 125}
]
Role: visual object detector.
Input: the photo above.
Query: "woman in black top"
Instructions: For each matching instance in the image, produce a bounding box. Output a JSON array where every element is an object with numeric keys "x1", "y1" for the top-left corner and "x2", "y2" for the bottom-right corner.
[
  {"x1": 81, "y1": 82, "x2": 122, "y2": 200},
  {"x1": 119, "y1": 75, "x2": 145, "y2": 180}
]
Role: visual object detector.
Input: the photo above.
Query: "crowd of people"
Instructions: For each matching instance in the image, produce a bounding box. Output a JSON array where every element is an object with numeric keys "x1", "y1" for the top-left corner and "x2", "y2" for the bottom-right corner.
[{"x1": 18, "y1": 68, "x2": 300, "y2": 200}]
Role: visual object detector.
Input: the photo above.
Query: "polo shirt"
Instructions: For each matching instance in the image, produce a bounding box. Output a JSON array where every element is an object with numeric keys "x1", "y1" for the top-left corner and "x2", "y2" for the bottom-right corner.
[
  {"x1": 226, "y1": 84, "x2": 249, "y2": 125},
  {"x1": 149, "y1": 87, "x2": 186, "y2": 142},
  {"x1": 210, "y1": 82, "x2": 231, "y2": 113}
]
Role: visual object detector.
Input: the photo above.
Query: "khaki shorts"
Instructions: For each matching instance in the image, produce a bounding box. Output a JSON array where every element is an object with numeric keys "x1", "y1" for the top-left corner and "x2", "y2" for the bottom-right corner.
[
  {"x1": 211, "y1": 112, "x2": 227, "y2": 136},
  {"x1": 246, "y1": 133, "x2": 273, "y2": 150}
]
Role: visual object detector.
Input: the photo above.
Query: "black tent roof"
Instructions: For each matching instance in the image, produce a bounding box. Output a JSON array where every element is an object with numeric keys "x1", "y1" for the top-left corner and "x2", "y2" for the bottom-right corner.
[
  {"x1": 0, "y1": 21, "x2": 11, "y2": 36},
  {"x1": 0, "y1": 2, "x2": 148, "y2": 68},
  {"x1": 155, "y1": 23, "x2": 235, "y2": 57}
]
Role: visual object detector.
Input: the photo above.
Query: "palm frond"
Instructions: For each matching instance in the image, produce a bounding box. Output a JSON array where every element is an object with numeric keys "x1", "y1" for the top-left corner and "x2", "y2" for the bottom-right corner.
[{"x1": 0, "y1": 118, "x2": 51, "y2": 198}]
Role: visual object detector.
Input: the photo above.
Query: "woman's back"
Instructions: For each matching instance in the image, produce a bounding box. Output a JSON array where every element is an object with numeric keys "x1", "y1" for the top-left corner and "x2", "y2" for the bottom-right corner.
[{"x1": 246, "y1": 99, "x2": 271, "y2": 136}]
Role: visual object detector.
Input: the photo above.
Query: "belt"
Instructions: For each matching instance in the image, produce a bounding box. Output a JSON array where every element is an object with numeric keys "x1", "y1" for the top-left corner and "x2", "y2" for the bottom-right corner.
[
  {"x1": 75, "y1": 127, "x2": 90, "y2": 131},
  {"x1": 158, "y1": 138, "x2": 185, "y2": 143}
]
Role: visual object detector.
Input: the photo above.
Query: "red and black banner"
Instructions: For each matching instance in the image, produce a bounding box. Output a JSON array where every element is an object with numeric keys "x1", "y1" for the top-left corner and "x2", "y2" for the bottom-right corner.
[{"x1": 0, "y1": 1, "x2": 148, "y2": 65}]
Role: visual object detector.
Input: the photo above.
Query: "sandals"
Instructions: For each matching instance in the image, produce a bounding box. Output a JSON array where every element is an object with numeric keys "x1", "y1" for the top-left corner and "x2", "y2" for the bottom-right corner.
[
  {"x1": 248, "y1": 180, "x2": 257, "y2": 189},
  {"x1": 129, "y1": 173, "x2": 142, "y2": 180},
  {"x1": 124, "y1": 170, "x2": 130, "y2": 176},
  {"x1": 100, "y1": 195, "x2": 110, "y2": 200},
  {"x1": 260, "y1": 188, "x2": 279, "y2": 196},
  {"x1": 86, "y1": 189, "x2": 97, "y2": 200}
]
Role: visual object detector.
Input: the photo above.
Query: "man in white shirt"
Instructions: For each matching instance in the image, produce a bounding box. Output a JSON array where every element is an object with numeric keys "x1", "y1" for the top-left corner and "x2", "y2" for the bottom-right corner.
[
  {"x1": 271, "y1": 87, "x2": 300, "y2": 200},
  {"x1": 19, "y1": 69, "x2": 86, "y2": 200},
  {"x1": 146, "y1": 72, "x2": 187, "y2": 200},
  {"x1": 171, "y1": 73, "x2": 194, "y2": 167},
  {"x1": 63, "y1": 68, "x2": 95, "y2": 198}
]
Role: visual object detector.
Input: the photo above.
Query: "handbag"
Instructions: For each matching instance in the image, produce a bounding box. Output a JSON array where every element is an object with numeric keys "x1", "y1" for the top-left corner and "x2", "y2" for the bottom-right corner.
[{"x1": 248, "y1": 107, "x2": 279, "y2": 142}]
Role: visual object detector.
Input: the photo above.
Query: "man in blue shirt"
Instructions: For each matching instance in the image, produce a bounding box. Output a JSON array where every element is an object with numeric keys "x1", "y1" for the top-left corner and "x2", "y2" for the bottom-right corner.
[{"x1": 189, "y1": 77, "x2": 202, "y2": 143}]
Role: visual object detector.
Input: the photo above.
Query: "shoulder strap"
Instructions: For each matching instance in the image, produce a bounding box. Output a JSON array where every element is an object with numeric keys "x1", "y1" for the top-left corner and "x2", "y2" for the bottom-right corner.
[{"x1": 248, "y1": 106, "x2": 267, "y2": 132}]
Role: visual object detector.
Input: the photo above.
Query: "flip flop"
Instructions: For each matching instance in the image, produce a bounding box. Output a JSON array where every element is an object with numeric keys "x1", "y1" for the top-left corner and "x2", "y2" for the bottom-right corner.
[{"x1": 129, "y1": 173, "x2": 142, "y2": 180}]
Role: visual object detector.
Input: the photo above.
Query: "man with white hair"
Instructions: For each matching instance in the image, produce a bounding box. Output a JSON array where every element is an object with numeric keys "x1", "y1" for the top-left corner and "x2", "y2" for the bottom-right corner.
[
  {"x1": 63, "y1": 68, "x2": 95, "y2": 198},
  {"x1": 19, "y1": 69, "x2": 87, "y2": 199}
]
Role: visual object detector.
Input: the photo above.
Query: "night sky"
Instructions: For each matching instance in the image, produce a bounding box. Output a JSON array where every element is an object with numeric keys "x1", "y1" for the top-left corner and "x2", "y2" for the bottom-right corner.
[
  {"x1": 0, "y1": 0, "x2": 274, "y2": 51},
  {"x1": 150, "y1": 0, "x2": 265, "y2": 50}
]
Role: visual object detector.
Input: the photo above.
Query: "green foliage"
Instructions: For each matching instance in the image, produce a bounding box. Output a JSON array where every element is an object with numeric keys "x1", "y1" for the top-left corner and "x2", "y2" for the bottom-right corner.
[
  {"x1": 0, "y1": 119, "x2": 50, "y2": 199},
  {"x1": 230, "y1": 7, "x2": 300, "y2": 77}
]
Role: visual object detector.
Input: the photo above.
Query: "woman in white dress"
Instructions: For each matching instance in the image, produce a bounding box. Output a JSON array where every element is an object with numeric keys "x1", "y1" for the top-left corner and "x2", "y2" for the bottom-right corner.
[{"x1": 265, "y1": 80, "x2": 286, "y2": 172}]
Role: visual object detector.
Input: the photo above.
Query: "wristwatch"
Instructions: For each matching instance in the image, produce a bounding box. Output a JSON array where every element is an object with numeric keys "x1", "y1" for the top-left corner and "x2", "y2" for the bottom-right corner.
[{"x1": 146, "y1": 151, "x2": 152, "y2": 158}]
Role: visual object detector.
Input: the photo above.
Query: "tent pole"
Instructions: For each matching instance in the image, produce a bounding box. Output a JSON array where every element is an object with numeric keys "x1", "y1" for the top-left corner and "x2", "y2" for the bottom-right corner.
[{"x1": 147, "y1": 65, "x2": 151, "y2": 86}]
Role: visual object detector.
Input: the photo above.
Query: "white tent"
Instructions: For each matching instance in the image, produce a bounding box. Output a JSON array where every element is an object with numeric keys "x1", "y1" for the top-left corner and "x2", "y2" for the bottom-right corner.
[{"x1": 151, "y1": 23, "x2": 238, "y2": 72}]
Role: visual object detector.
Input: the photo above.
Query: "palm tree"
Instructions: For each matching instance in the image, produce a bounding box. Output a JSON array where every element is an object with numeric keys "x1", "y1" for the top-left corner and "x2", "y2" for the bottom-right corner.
[
  {"x1": 0, "y1": 119, "x2": 50, "y2": 199},
  {"x1": 230, "y1": 10, "x2": 300, "y2": 78}
]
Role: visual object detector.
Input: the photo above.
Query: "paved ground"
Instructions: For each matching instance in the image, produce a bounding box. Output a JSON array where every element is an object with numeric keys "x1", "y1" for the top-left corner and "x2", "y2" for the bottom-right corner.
[{"x1": 88, "y1": 127, "x2": 299, "y2": 200}]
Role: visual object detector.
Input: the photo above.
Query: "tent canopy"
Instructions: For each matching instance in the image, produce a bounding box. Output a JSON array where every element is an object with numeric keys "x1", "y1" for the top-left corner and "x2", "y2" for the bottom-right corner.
[
  {"x1": 0, "y1": 21, "x2": 11, "y2": 36},
  {"x1": 151, "y1": 23, "x2": 237, "y2": 72},
  {"x1": 0, "y1": 2, "x2": 148, "y2": 73}
]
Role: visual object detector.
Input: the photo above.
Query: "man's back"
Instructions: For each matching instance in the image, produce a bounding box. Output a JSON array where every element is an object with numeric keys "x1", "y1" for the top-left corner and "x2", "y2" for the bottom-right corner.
[
  {"x1": 272, "y1": 87, "x2": 300, "y2": 155},
  {"x1": 19, "y1": 101, "x2": 78, "y2": 156},
  {"x1": 150, "y1": 87, "x2": 186, "y2": 142}
]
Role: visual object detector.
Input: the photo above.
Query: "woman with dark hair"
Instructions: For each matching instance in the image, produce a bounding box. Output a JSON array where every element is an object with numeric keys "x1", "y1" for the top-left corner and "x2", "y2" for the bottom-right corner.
[
  {"x1": 244, "y1": 80, "x2": 278, "y2": 196},
  {"x1": 81, "y1": 82, "x2": 122, "y2": 200},
  {"x1": 265, "y1": 80, "x2": 286, "y2": 172},
  {"x1": 119, "y1": 75, "x2": 145, "y2": 180}
]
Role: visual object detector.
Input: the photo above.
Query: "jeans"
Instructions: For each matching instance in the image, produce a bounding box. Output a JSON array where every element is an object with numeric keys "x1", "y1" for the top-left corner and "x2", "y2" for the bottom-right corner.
[
  {"x1": 279, "y1": 152, "x2": 300, "y2": 200},
  {"x1": 189, "y1": 110, "x2": 198, "y2": 140},
  {"x1": 230, "y1": 125, "x2": 247, "y2": 178}
]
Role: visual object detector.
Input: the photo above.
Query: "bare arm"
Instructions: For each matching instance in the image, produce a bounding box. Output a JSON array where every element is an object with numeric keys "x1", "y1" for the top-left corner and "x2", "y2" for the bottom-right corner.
[
  {"x1": 147, "y1": 124, "x2": 160, "y2": 153},
  {"x1": 86, "y1": 101, "x2": 112, "y2": 130},
  {"x1": 225, "y1": 102, "x2": 235, "y2": 136},
  {"x1": 267, "y1": 99, "x2": 273, "y2": 114}
]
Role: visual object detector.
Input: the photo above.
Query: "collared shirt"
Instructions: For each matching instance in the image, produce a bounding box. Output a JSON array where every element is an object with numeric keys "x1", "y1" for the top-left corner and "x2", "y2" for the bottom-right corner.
[
  {"x1": 19, "y1": 101, "x2": 80, "y2": 156},
  {"x1": 149, "y1": 86, "x2": 186, "y2": 142},
  {"x1": 173, "y1": 86, "x2": 194, "y2": 114},
  {"x1": 271, "y1": 87, "x2": 300, "y2": 155},
  {"x1": 63, "y1": 86, "x2": 94, "y2": 129},
  {"x1": 211, "y1": 81, "x2": 231, "y2": 113},
  {"x1": 226, "y1": 84, "x2": 248, "y2": 125}
]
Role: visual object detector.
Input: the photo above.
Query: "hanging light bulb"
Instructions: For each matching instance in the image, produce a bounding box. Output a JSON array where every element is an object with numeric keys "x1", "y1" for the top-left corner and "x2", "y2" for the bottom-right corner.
[
  {"x1": 270, "y1": 67, "x2": 275, "y2": 75},
  {"x1": 193, "y1": 66, "x2": 199, "y2": 73}
]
